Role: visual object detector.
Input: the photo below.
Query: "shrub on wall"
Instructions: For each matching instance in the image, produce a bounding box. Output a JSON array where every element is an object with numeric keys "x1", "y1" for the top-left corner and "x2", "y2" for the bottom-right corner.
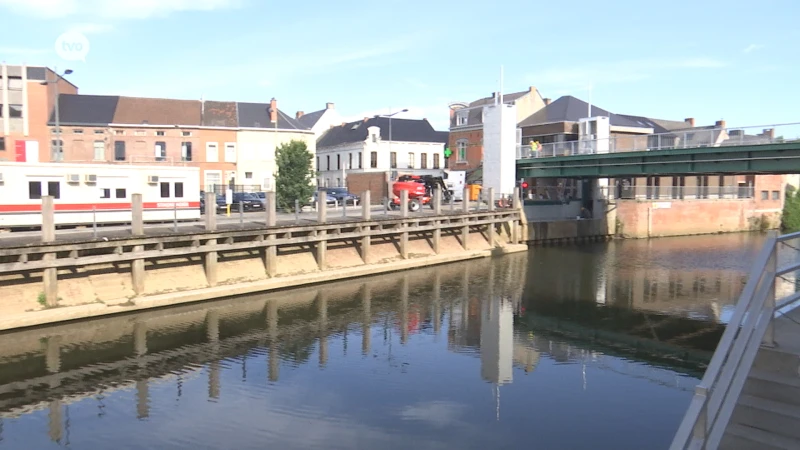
[{"x1": 781, "y1": 186, "x2": 800, "y2": 232}]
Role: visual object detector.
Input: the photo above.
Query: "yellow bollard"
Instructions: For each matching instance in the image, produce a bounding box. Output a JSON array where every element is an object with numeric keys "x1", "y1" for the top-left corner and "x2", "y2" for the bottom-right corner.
[{"x1": 226, "y1": 205, "x2": 231, "y2": 217}]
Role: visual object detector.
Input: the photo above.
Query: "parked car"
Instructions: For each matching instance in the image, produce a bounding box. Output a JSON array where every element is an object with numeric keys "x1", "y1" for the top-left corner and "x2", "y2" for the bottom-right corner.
[
  {"x1": 310, "y1": 191, "x2": 337, "y2": 207},
  {"x1": 322, "y1": 187, "x2": 360, "y2": 205},
  {"x1": 215, "y1": 192, "x2": 264, "y2": 213}
]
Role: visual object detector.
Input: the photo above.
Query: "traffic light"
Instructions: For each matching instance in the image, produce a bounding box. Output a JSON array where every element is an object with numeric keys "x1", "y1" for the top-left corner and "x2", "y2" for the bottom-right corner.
[{"x1": 521, "y1": 181, "x2": 529, "y2": 189}]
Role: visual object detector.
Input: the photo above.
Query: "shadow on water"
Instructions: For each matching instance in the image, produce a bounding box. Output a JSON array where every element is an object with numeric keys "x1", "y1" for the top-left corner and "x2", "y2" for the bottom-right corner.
[{"x1": 0, "y1": 232, "x2": 769, "y2": 450}]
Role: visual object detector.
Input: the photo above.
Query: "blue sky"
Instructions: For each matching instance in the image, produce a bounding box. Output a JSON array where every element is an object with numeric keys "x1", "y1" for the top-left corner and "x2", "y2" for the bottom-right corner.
[{"x1": 0, "y1": 0, "x2": 798, "y2": 131}]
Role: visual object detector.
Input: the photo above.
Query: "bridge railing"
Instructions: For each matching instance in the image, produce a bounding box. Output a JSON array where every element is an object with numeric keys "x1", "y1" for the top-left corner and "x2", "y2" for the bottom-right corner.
[
  {"x1": 517, "y1": 122, "x2": 800, "y2": 159},
  {"x1": 669, "y1": 231, "x2": 800, "y2": 450}
]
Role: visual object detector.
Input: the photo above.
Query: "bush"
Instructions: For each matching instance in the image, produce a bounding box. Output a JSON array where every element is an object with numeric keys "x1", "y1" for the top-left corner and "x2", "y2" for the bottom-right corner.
[{"x1": 782, "y1": 186, "x2": 800, "y2": 232}]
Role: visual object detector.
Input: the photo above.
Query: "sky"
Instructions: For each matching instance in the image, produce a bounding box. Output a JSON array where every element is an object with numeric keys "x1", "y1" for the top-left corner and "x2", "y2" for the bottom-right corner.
[{"x1": 0, "y1": 0, "x2": 798, "y2": 132}]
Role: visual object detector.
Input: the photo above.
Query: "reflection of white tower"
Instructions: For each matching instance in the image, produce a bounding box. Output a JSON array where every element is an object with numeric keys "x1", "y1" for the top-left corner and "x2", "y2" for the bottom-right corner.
[{"x1": 481, "y1": 297, "x2": 514, "y2": 385}]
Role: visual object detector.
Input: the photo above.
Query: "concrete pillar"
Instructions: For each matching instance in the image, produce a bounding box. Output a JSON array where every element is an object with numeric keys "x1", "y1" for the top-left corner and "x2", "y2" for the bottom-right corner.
[
  {"x1": 204, "y1": 192, "x2": 217, "y2": 231},
  {"x1": 462, "y1": 188, "x2": 470, "y2": 214},
  {"x1": 317, "y1": 292, "x2": 328, "y2": 367},
  {"x1": 206, "y1": 310, "x2": 220, "y2": 400},
  {"x1": 132, "y1": 245, "x2": 145, "y2": 295},
  {"x1": 42, "y1": 196, "x2": 58, "y2": 307},
  {"x1": 265, "y1": 191, "x2": 276, "y2": 227},
  {"x1": 48, "y1": 400, "x2": 63, "y2": 443},
  {"x1": 432, "y1": 220, "x2": 442, "y2": 254},
  {"x1": 131, "y1": 193, "x2": 144, "y2": 236},
  {"x1": 136, "y1": 380, "x2": 149, "y2": 419},
  {"x1": 263, "y1": 194, "x2": 277, "y2": 276},
  {"x1": 267, "y1": 301, "x2": 279, "y2": 382},
  {"x1": 360, "y1": 191, "x2": 371, "y2": 263},
  {"x1": 317, "y1": 191, "x2": 328, "y2": 270},
  {"x1": 362, "y1": 284, "x2": 371, "y2": 356},
  {"x1": 488, "y1": 188, "x2": 496, "y2": 211},
  {"x1": 399, "y1": 189, "x2": 409, "y2": 259},
  {"x1": 400, "y1": 275, "x2": 409, "y2": 345},
  {"x1": 433, "y1": 188, "x2": 442, "y2": 215},
  {"x1": 134, "y1": 322, "x2": 147, "y2": 357},
  {"x1": 512, "y1": 187, "x2": 521, "y2": 244},
  {"x1": 487, "y1": 188, "x2": 497, "y2": 247},
  {"x1": 432, "y1": 189, "x2": 442, "y2": 254}
]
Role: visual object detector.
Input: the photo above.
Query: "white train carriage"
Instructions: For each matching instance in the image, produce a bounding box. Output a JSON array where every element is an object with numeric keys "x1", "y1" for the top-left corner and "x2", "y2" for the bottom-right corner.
[{"x1": 0, "y1": 162, "x2": 200, "y2": 228}]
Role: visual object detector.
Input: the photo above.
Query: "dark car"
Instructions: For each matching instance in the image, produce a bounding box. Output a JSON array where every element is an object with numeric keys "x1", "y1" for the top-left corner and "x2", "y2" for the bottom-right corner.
[
  {"x1": 215, "y1": 192, "x2": 264, "y2": 213},
  {"x1": 323, "y1": 187, "x2": 360, "y2": 205}
]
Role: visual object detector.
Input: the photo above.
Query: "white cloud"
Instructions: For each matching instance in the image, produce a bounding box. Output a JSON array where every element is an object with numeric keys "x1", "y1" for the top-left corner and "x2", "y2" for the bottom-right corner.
[
  {"x1": 0, "y1": 0, "x2": 240, "y2": 19},
  {"x1": 743, "y1": 44, "x2": 764, "y2": 53},
  {"x1": 528, "y1": 57, "x2": 727, "y2": 91}
]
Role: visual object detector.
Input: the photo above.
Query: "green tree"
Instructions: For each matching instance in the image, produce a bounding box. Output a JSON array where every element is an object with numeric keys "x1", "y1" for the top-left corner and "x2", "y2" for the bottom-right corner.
[
  {"x1": 275, "y1": 140, "x2": 315, "y2": 210},
  {"x1": 782, "y1": 186, "x2": 800, "y2": 232}
]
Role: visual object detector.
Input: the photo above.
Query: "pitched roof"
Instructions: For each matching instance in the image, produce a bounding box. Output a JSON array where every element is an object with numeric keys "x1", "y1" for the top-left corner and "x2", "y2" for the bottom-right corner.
[
  {"x1": 237, "y1": 102, "x2": 307, "y2": 130},
  {"x1": 297, "y1": 109, "x2": 326, "y2": 129},
  {"x1": 113, "y1": 96, "x2": 201, "y2": 126},
  {"x1": 517, "y1": 96, "x2": 645, "y2": 129},
  {"x1": 48, "y1": 94, "x2": 119, "y2": 126},
  {"x1": 616, "y1": 114, "x2": 671, "y2": 134},
  {"x1": 202, "y1": 100, "x2": 238, "y2": 127},
  {"x1": 434, "y1": 131, "x2": 449, "y2": 144},
  {"x1": 318, "y1": 117, "x2": 442, "y2": 148}
]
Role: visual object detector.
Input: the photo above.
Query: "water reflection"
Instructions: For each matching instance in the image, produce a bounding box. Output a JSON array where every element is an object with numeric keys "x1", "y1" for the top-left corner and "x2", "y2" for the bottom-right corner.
[{"x1": 0, "y1": 233, "x2": 765, "y2": 450}]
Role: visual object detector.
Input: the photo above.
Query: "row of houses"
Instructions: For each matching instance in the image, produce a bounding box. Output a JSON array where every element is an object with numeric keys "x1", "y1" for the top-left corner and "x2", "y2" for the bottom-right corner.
[{"x1": 0, "y1": 63, "x2": 450, "y2": 199}]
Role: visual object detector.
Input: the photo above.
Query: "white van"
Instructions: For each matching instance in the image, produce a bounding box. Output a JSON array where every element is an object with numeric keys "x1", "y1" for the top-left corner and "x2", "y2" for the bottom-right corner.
[{"x1": 444, "y1": 170, "x2": 466, "y2": 201}]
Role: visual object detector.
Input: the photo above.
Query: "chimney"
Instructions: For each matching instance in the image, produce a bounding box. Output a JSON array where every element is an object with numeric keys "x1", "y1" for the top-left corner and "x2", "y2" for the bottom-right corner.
[
  {"x1": 363, "y1": 117, "x2": 368, "y2": 122},
  {"x1": 715, "y1": 120, "x2": 726, "y2": 129},
  {"x1": 762, "y1": 128, "x2": 775, "y2": 139},
  {"x1": 684, "y1": 118, "x2": 695, "y2": 127},
  {"x1": 295, "y1": 111, "x2": 304, "y2": 119},
  {"x1": 543, "y1": 98, "x2": 552, "y2": 106},
  {"x1": 326, "y1": 102, "x2": 334, "y2": 109},
  {"x1": 529, "y1": 86, "x2": 536, "y2": 93},
  {"x1": 269, "y1": 98, "x2": 277, "y2": 123}
]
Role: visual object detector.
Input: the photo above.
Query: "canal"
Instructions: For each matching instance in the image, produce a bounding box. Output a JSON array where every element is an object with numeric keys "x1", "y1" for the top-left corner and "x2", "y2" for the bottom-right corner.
[{"x1": 0, "y1": 233, "x2": 774, "y2": 449}]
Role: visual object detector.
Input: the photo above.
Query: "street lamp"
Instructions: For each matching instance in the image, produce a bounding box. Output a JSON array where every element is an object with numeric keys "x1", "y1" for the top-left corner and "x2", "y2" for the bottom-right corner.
[
  {"x1": 41, "y1": 68, "x2": 73, "y2": 161},
  {"x1": 380, "y1": 108, "x2": 408, "y2": 169}
]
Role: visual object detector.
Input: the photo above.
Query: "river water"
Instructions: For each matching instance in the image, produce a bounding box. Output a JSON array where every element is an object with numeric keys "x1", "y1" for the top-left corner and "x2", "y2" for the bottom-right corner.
[{"x1": 0, "y1": 233, "x2": 774, "y2": 450}]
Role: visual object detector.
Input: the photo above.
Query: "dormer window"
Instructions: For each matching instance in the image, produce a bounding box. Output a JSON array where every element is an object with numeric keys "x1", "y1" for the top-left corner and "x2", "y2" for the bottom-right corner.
[{"x1": 456, "y1": 111, "x2": 468, "y2": 126}]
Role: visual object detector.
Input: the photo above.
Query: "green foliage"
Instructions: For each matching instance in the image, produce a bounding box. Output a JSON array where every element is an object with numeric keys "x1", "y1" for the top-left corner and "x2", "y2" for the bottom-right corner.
[
  {"x1": 37, "y1": 292, "x2": 46, "y2": 306},
  {"x1": 782, "y1": 186, "x2": 800, "y2": 232},
  {"x1": 275, "y1": 140, "x2": 316, "y2": 210}
]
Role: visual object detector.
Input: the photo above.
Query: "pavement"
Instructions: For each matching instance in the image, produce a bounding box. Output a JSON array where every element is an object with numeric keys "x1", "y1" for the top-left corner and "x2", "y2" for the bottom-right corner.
[{"x1": 0, "y1": 202, "x2": 485, "y2": 247}]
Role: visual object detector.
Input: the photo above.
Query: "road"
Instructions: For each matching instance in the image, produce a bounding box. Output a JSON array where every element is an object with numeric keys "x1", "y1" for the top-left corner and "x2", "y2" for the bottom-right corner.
[{"x1": 0, "y1": 202, "x2": 482, "y2": 247}]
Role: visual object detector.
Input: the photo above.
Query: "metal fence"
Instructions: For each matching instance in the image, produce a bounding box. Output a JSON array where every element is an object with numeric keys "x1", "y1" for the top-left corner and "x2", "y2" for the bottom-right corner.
[{"x1": 517, "y1": 122, "x2": 800, "y2": 159}]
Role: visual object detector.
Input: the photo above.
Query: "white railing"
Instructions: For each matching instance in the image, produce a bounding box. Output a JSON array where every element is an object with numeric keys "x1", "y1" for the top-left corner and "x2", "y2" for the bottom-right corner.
[
  {"x1": 517, "y1": 122, "x2": 800, "y2": 159},
  {"x1": 670, "y1": 231, "x2": 800, "y2": 450}
]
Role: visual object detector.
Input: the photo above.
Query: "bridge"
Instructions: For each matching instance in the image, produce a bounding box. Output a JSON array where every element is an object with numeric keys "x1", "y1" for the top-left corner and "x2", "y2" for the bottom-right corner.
[
  {"x1": 516, "y1": 122, "x2": 800, "y2": 179},
  {"x1": 670, "y1": 231, "x2": 800, "y2": 449}
]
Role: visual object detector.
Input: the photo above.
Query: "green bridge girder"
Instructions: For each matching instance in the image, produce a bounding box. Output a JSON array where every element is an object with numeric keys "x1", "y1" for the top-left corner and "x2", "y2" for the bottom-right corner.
[{"x1": 516, "y1": 141, "x2": 800, "y2": 179}]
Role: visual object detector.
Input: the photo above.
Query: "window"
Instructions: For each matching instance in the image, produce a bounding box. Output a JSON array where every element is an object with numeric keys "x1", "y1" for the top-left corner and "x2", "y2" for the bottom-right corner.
[
  {"x1": 349, "y1": 153, "x2": 353, "y2": 170},
  {"x1": 761, "y1": 191, "x2": 769, "y2": 200},
  {"x1": 115, "y1": 130, "x2": 125, "y2": 135},
  {"x1": 773, "y1": 191, "x2": 780, "y2": 200},
  {"x1": 73, "y1": 129, "x2": 83, "y2": 134},
  {"x1": 93, "y1": 141, "x2": 104, "y2": 160},
  {"x1": 175, "y1": 182, "x2": 184, "y2": 198},
  {"x1": 390, "y1": 152, "x2": 397, "y2": 169},
  {"x1": 420, "y1": 153, "x2": 428, "y2": 169},
  {"x1": 94, "y1": 130, "x2": 104, "y2": 135},
  {"x1": 7, "y1": 76, "x2": 22, "y2": 90},
  {"x1": 182, "y1": 131, "x2": 192, "y2": 137},
  {"x1": 407, "y1": 152, "x2": 415, "y2": 169},
  {"x1": 51, "y1": 140, "x2": 64, "y2": 161},
  {"x1": 9, "y1": 105, "x2": 22, "y2": 118},
  {"x1": 155, "y1": 131, "x2": 166, "y2": 136},
  {"x1": 457, "y1": 141, "x2": 467, "y2": 162},
  {"x1": 371, "y1": 134, "x2": 377, "y2": 143},
  {"x1": 114, "y1": 141, "x2": 126, "y2": 161},
  {"x1": 29, "y1": 182, "x2": 42, "y2": 199},
  {"x1": 206, "y1": 142, "x2": 218, "y2": 162},
  {"x1": 181, "y1": 142, "x2": 192, "y2": 161},
  {"x1": 337, "y1": 154, "x2": 341, "y2": 170},
  {"x1": 370, "y1": 151, "x2": 377, "y2": 168},
  {"x1": 0, "y1": 137, "x2": 5, "y2": 151},
  {"x1": 316, "y1": 157, "x2": 320, "y2": 171},
  {"x1": 224, "y1": 143, "x2": 236, "y2": 162},
  {"x1": 326, "y1": 155, "x2": 331, "y2": 171},
  {"x1": 47, "y1": 181, "x2": 60, "y2": 199},
  {"x1": 358, "y1": 152, "x2": 363, "y2": 169},
  {"x1": 433, "y1": 153, "x2": 440, "y2": 169},
  {"x1": 456, "y1": 111, "x2": 468, "y2": 126},
  {"x1": 115, "y1": 188, "x2": 126, "y2": 199},
  {"x1": 160, "y1": 182, "x2": 170, "y2": 198},
  {"x1": 245, "y1": 172, "x2": 253, "y2": 179},
  {"x1": 155, "y1": 141, "x2": 166, "y2": 161},
  {"x1": 101, "y1": 188, "x2": 111, "y2": 199}
]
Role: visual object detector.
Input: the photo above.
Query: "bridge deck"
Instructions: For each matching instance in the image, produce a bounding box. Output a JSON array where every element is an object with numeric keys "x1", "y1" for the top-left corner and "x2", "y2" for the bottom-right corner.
[{"x1": 720, "y1": 307, "x2": 800, "y2": 449}]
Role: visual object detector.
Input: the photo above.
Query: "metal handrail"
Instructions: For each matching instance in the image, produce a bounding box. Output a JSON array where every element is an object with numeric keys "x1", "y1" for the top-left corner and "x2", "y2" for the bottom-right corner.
[{"x1": 669, "y1": 231, "x2": 781, "y2": 449}]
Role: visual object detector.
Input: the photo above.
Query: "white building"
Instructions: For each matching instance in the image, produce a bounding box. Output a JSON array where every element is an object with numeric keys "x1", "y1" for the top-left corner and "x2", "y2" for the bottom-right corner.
[
  {"x1": 316, "y1": 116, "x2": 448, "y2": 188},
  {"x1": 295, "y1": 103, "x2": 343, "y2": 138}
]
